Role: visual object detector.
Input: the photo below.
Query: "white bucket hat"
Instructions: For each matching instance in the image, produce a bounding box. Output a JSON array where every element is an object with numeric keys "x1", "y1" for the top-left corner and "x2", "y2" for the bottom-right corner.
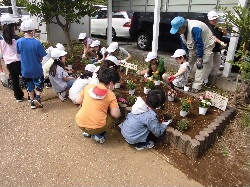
[
  {"x1": 207, "y1": 11, "x2": 219, "y2": 21},
  {"x1": 85, "y1": 64, "x2": 97, "y2": 73},
  {"x1": 51, "y1": 48, "x2": 67, "y2": 59},
  {"x1": 105, "y1": 55, "x2": 119, "y2": 66},
  {"x1": 171, "y1": 49, "x2": 186, "y2": 58},
  {"x1": 106, "y1": 42, "x2": 119, "y2": 53},
  {"x1": 78, "y1": 33, "x2": 86, "y2": 40},
  {"x1": 90, "y1": 40, "x2": 101, "y2": 47},
  {"x1": 21, "y1": 15, "x2": 31, "y2": 22},
  {"x1": 145, "y1": 52, "x2": 157, "y2": 62},
  {"x1": 0, "y1": 15, "x2": 15, "y2": 25},
  {"x1": 20, "y1": 19, "x2": 35, "y2": 31},
  {"x1": 56, "y1": 43, "x2": 65, "y2": 51}
]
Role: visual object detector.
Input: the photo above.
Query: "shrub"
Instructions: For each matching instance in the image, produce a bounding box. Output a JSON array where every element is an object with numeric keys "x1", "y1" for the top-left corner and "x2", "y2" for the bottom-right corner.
[{"x1": 176, "y1": 119, "x2": 189, "y2": 132}]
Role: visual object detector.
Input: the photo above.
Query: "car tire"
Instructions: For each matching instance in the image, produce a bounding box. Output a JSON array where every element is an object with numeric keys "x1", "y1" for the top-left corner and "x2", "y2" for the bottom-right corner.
[
  {"x1": 106, "y1": 28, "x2": 116, "y2": 40},
  {"x1": 137, "y1": 32, "x2": 151, "y2": 51}
]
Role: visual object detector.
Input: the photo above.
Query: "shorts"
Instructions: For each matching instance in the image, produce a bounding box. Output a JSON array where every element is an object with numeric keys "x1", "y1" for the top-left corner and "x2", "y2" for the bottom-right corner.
[{"x1": 23, "y1": 76, "x2": 44, "y2": 92}]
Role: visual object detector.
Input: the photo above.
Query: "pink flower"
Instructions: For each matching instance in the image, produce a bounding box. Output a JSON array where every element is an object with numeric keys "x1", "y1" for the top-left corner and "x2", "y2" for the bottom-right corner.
[
  {"x1": 200, "y1": 96, "x2": 204, "y2": 100},
  {"x1": 118, "y1": 97, "x2": 127, "y2": 103},
  {"x1": 205, "y1": 95, "x2": 210, "y2": 99}
]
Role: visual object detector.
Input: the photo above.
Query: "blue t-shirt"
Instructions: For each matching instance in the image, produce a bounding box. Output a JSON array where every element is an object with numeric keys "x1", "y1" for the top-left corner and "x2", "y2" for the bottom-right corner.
[{"x1": 17, "y1": 37, "x2": 46, "y2": 78}]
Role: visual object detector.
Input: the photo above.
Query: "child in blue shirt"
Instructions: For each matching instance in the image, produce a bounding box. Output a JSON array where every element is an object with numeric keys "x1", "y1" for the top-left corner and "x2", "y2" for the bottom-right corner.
[{"x1": 17, "y1": 19, "x2": 47, "y2": 109}]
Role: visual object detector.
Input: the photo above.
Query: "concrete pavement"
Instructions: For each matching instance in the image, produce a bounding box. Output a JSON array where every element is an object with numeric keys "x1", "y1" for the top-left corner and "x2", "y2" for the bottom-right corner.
[{"x1": 0, "y1": 85, "x2": 202, "y2": 186}]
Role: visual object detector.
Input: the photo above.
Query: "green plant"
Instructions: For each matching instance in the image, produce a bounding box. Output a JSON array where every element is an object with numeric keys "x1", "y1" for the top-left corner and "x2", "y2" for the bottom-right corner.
[
  {"x1": 145, "y1": 79, "x2": 155, "y2": 89},
  {"x1": 176, "y1": 119, "x2": 189, "y2": 132},
  {"x1": 152, "y1": 71, "x2": 160, "y2": 80},
  {"x1": 127, "y1": 95, "x2": 137, "y2": 105},
  {"x1": 180, "y1": 98, "x2": 192, "y2": 112},
  {"x1": 127, "y1": 80, "x2": 137, "y2": 90},
  {"x1": 198, "y1": 94, "x2": 212, "y2": 108}
]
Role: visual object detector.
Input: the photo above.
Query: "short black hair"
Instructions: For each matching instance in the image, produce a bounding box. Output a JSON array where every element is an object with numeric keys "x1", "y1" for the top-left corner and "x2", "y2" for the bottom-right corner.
[
  {"x1": 80, "y1": 70, "x2": 93, "y2": 79},
  {"x1": 98, "y1": 68, "x2": 120, "y2": 85},
  {"x1": 146, "y1": 88, "x2": 166, "y2": 109},
  {"x1": 176, "y1": 55, "x2": 187, "y2": 60},
  {"x1": 101, "y1": 59, "x2": 119, "y2": 70}
]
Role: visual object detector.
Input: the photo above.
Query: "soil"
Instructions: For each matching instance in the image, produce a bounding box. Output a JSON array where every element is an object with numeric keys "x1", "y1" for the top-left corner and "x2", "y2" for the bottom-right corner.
[{"x1": 115, "y1": 71, "x2": 223, "y2": 139}]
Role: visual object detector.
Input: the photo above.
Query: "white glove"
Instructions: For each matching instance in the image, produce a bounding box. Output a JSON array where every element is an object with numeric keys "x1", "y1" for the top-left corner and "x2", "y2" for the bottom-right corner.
[
  {"x1": 82, "y1": 54, "x2": 86, "y2": 58},
  {"x1": 220, "y1": 42, "x2": 227, "y2": 48},
  {"x1": 162, "y1": 119, "x2": 172, "y2": 126},
  {"x1": 144, "y1": 73, "x2": 149, "y2": 78}
]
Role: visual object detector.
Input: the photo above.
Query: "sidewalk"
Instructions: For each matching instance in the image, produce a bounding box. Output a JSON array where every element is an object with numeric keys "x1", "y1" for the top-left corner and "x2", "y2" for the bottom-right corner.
[{"x1": 0, "y1": 85, "x2": 202, "y2": 186}]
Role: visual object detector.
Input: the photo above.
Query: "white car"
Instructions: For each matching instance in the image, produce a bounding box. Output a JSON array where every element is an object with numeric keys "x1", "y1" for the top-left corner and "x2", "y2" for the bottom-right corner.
[{"x1": 91, "y1": 7, "x2": 132, "y2": 39}]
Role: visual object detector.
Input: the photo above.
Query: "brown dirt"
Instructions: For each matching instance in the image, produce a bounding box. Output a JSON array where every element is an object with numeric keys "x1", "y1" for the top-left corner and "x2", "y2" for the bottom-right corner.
[
  {"x1": 116, "y1": 71, "x2": 223, "y2": 138},
  {"x1": 116, "y1": 71, "x2": 250, "y2": 186}
]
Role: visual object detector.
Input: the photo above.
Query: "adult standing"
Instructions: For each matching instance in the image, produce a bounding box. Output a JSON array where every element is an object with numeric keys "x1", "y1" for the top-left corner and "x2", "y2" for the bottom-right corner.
[
  {"x1": 204, "y1": 11, "x2": 228, "y2": 87},
  {"x1": 0, "y1": 15, "x2": 24, "y2": 102},
  {"x1": 170, "y1": 16, "x2": 215, "y2": 92}
]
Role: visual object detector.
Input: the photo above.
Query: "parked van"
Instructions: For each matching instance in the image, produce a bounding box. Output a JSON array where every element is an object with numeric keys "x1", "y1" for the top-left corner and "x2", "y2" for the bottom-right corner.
[{"x1": 129, "y1": 12, "x2": 209, "y2": 51}]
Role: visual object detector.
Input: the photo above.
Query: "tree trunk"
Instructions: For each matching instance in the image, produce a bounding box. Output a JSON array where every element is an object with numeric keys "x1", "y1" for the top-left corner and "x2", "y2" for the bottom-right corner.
[
  {"x1": 63, "y1": 24, "x2": 73, "y2": 55},
  {"x1": 234, "y1": 81, "x2": 250, "y2": 105}
]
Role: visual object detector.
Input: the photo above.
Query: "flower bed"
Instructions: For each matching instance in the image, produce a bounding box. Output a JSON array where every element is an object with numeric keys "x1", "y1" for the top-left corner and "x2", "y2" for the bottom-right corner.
[{"x1": 115, "y1": 71, "x2": 236, "y2": 159}]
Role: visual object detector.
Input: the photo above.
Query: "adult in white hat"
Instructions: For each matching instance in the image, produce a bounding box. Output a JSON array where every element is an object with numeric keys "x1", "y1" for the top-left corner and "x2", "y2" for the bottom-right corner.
[
  {"x1": 204, "y1": 11, "x2": 228, "y2": 88},
  {"x1": 69, "y1": 64, "x2": 97, "y2": 104},
  {"x1": 49, "y1": 48, "x2": 76, "y2": 102},
  {"x1": 0, "y1": 14, "x2": 24, "y2": 102},
  {"x1": 170, "y1": 16, "x2": 216, "y2": 92},
  {"x1": 137, "y1": 51, "x2": 165, "y2": 79},
  {"x1": 78, "y1": 33, "x2": 93, "y2": 58},
  {"x1": 106, "y1": 42, "x2": 131, "y2": 62},
  {"x1": 163, "y1": 49, "x2": 191, "y2": 88}
]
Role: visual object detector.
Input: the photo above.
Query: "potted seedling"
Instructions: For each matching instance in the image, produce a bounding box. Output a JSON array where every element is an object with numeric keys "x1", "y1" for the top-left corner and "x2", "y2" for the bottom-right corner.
[
  {"x1": 127, "y1": 95, "x2": 137, "y2": 106},
  {"x1": 152, "y1": 71, "x2": 161, "y2": 85},
  {"x1": 198, "y1": 94, "x2": 212, "y2": 115},
  {"x1": 144, "y1": 79, "x2": 154, "y2": 94},
  {"x1": 127, "y1": 80, "x2": 137, "y2": 95},
  {"x1": 180, "y1": 98, "x2": 192, "y2": 117},
  {"x1": 176, "y1": 119, "x2": 189, "y2": 132},
  {"x1": 167, "y1": 89, "x2": 177, "y2": 102}
]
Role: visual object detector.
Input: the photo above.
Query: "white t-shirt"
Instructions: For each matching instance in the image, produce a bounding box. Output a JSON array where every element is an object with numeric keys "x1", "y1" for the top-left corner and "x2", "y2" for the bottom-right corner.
[
  {"x1": 49, "y1": 66, "x2": 68, "y2": 93},
  {"x1": 173, "y1": 62, "x2": 190, "y2": 88},
  {"x1": 69, "y1": 78, "x2": 90, "y2": 103}
]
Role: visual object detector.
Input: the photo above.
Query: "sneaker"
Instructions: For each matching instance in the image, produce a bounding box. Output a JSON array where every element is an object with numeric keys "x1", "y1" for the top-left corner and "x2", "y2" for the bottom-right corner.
[
  {"x1": 82, "y1": 132, "x2": 91, "y2": 138},
  {"x1": 58, "y1": 92, "x2": 66, "y2": 102},
  {"x1": 203, "y1": 82, "x2": 211, "y2": 88},
  {"x1": 16, "y1": 98, "x2": 23, "y2": 102},
  {"x1": 30, "y1": 100, "x2": 37, "y2": 109},
  {"x1": 219, "y1": 65, "x2": 224, "y2": 71},
  {"x1": 45, "y1": 83, "x2": 52, "y2": 89},
  {"x1": 135, "y1": 141, "x2": 154, "y2": 151},
  {"x1": 27, "y1": 95, "x2": 31, "y2": 102},
  {"x1": 33, "y1": 99, "x2": 43, "y2": 108},
  {"x1": 91, "y1": 134, "x2": 106, "y2": 144}
]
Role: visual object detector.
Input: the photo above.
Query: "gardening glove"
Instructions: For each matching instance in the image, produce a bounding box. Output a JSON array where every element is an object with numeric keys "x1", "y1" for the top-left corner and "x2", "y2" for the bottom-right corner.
[
  {"x1": 168, "y1": 75, "x2": 176, "y2": 82},
  {"x1": 162, "y1": 119, "x2": 172, "y2": 126},
  {"x1": 196, "y1": 58, "x2": 203, "y2": 70},
  {"x1": 144, "y1": 73, "x2": 149, "y2": 78},
  {"x1": 220, "y1": 41, "x2": 227, "y2": 48},
  {"x1": 82, "y1": 54, "x2": 86, "y2": 58}
]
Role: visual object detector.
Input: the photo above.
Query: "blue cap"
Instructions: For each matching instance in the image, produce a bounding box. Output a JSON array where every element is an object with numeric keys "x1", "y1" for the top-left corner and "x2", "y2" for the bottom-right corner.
[{"x1": 170, "y1": 16, "x2": 185, "y2": 34}]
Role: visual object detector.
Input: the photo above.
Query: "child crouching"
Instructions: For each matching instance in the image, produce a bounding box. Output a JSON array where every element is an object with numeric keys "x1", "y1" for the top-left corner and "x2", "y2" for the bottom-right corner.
[{"x1": 121, "y1": 88, "x2": 172, "y2": 150}]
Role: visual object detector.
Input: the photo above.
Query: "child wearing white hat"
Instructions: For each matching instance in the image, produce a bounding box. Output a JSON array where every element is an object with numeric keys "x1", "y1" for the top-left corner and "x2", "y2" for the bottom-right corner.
[
  {"x1": 89, "y1": 40, "x2": 107, "y2": 63},
  {"x1": 78, "y1": 33, "x2": 93, "y2": 58},
  {"x1": 137, "y1": 51, "x2": 166, "y2": 78},
  {"x1": 106, "y1": 42, "x2": 131, "y2": 62},
  {"x1": 49, "y1": 48, "x2": 76, "y2": 101},
  {"x1": 163, "y1": 49, "x2": 190, "y2": 88},
  {"x1": 69, "y1": 64, "x2": 97, "y2": 104}
]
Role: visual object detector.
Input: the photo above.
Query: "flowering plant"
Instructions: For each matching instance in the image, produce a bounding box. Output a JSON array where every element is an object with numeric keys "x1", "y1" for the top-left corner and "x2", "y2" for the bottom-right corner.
[
  {"x1": 180, "y1": 98, "x2": 192, "y2": 112},
  {"x1": 127, "y1": 80, "x2": 137, "y2": 90},
  {"x1": 152, "y1": 71, "x2": 160, "y2": 80},
  {"x1": 145, "y1": 79, "x2": 155, "y2": 89},
  {"x1": 198, "y1": 95, "x2": 212, "y2": 108},
  {"x1": 167, "y1": 89, "x2": 177, "y2": 98}
]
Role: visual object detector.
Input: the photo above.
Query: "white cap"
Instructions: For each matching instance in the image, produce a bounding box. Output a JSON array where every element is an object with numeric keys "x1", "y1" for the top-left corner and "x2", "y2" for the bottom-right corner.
[
  {"x1": 171, "y1": 49, "x2": 186, "y2": 58},
  {"x1": 0, "y1": 14, "x2": 15, "y2": 25},
  {"x1": 20, "y1": 19, "x2": 35, "y2": 31},
  {"x1": 207, "y1": 11, "x2": 219, "y2": 21},
  {"x1": 51, "y1": 48, "x2": 67, "y2": 59},
  {"x1": 106, "y1": 42, "x2": 119, "y2": 53},
  {"x1": 78, "y1": 33, "x2": 86, "y2": 40},
  {"x1": 21, "y1": 15, "x2": 31, "y2": 22},
  {"x1": 105, "y1": 55, "x2": 119, "y2": 66},
  {"x1": 56, "y1": 43, "x2": 65, "y2": 51},
  {"x1": 90, "y1": 40, "x2": 100, "y2": 47},
  {"x1": 100, "y1": 47, "x2": 106, "y2": 55},
  {"x1": 145, "y1": 52, "x2": 157, "y2": 62},
  {"x1": 85, "y1": 64, "x2": 97, "y2": 73}
]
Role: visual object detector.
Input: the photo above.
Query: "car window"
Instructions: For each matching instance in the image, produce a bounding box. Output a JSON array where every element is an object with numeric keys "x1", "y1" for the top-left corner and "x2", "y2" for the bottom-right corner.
[
  {"x1": 113, "y1": 12, "x2": 125, "y2": 18},
  {"x1": 126, "y1": 11, "x2": 133, "y2": 19},
  {"x1": 97, "y1": 10, "x2": 107, "y2": 19}
]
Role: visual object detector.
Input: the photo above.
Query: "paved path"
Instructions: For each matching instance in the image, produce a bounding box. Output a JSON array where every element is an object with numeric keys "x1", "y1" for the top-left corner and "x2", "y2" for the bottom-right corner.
[{"x1": 0, "y1": 85, "x2": 202, "y2": 186}]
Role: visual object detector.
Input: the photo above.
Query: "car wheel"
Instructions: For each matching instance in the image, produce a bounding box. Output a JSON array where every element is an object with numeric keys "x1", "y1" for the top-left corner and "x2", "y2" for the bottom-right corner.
[
  {"x1": 137, "y1": 32, "x2": 151, "y2": 51},
  {"x1": 106, "y1": 28, "x2": 116, "y2": 40}
]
